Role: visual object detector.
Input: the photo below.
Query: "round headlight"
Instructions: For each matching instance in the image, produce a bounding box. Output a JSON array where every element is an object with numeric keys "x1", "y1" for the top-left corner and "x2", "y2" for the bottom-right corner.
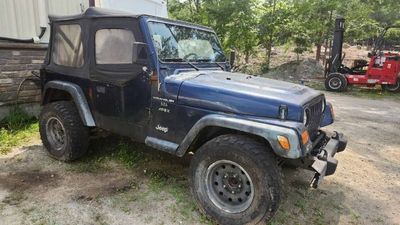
[{"x1": 303, "y1": 108, "x2": 309, "y2": 125}]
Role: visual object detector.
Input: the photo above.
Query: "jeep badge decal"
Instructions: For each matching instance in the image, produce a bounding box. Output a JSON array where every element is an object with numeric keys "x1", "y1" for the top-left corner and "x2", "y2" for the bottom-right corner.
[{"x1": 155, "y1": 125, "x2": 168, "y2": 133}]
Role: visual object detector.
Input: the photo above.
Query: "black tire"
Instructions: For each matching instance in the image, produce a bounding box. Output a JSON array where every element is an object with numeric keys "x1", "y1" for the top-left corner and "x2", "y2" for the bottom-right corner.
[
  {"x1": 39, "y1": 101, "x2": 89, "y2": 161},
  {"x1": 325, "y1": 73, "x2": 348, "y2": 92},
  {"x1": 190, "y1": 134, "x2": 283, "y2": 225},
  {"x1": 382, "y1": 79, "x2": 400, "y2": 92}
]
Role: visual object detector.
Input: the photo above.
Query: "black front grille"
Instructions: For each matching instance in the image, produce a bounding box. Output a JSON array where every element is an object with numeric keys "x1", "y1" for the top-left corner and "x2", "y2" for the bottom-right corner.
[{"x1": 305, "y1": 96, "x2": 324, "y2": 140}]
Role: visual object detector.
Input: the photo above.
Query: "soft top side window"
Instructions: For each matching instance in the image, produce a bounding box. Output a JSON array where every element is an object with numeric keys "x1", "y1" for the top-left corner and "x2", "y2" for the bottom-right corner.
[
  {"x1": 52, "y1": 24, "x2": 84, "y2": 67},
  {"x1": 95, "y1": 29, "x2": 135, "y2": 64}
]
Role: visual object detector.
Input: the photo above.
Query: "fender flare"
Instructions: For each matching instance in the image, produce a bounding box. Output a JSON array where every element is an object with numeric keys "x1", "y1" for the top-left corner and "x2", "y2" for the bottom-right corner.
[
  {"x1": 43, "y1": 80, "x2": 95, "y2": 127},
  {"x1": 320, "y1": 102, "x2": 334, "y2": 127},
  {"x1": 175, "y1": 114, "x2": 304, "y2": 159}
]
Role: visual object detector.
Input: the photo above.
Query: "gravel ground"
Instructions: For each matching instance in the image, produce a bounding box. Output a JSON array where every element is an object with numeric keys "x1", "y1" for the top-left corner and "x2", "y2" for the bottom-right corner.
[{"x1": 0, "y1": 92, "x2": 399, "y2": 225}]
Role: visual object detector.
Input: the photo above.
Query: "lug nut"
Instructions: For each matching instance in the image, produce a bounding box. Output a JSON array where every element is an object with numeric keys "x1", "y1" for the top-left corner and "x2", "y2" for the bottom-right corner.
[
  {"x1": 223, "y1": 185, "x2": 227, "y2": 189},
  {"x1": 224, "y1": 174, "x2": 228, "y2": 179},
  {"x1": 238, "y1": 184, "x2": 242, "y2": 188},
  {"x1": 231, "y1": 191, "x2": 235, "y2": 194}
]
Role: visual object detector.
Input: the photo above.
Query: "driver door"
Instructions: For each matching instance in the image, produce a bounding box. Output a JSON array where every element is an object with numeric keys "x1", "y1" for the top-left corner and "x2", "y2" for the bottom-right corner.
[{"x1": 90, "y1": 18, "x2": 151, "y2": 141}]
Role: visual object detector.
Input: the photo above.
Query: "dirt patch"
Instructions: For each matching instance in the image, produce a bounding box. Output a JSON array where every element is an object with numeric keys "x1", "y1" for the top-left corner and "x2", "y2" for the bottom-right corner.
[
  {"x1": 0, "y1": 171, "x2": 60, "y2": 192},
  {"x1": 66, "y1": 173, "x2": 139, "y2": 202},
  {"x1": 263, "y1": 58, "x2": 325, "y2": 81}
]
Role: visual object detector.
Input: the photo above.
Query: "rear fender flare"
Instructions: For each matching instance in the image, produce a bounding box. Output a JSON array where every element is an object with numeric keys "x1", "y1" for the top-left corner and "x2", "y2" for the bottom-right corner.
[
  {"x1": 176, "y1": 114, "x2": 303, "y2": 159},
  {"x1": 43, "y1": 80, "x2": 95, "y2": 127}
]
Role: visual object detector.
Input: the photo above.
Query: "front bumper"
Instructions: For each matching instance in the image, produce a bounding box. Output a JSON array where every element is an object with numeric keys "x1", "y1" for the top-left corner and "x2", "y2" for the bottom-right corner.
[{"x1": 309, "y1": 131, "x2": 347, "y2": 188}]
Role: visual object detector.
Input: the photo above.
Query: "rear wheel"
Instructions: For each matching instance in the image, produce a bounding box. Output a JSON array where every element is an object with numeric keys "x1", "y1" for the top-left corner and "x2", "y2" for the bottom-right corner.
[
  {"x1": 190, "y1": 134, "x2": 282, "y2": 225},
  {"x1": 382, "y1": 79, "x2": 400, "y2": 92},
  {"x1": 325, "y1": 73, "x2": 348, "y2": 92},
  {"x1": 39, "y1": 101, "x2": 89, "y2": 161}
]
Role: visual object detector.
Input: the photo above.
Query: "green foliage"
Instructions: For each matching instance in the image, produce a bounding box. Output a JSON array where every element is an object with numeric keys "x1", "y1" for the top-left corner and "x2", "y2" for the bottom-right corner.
[
  {"x1": 168, "y1": 0, "x2": 400, "y2": 68},
  {"x1": 0, "y1": 107, "x2": 38, "y2": 154},
  {"x1": 258, "y1": 1, "x2": 294, "y2": 65},
  {"x1": 1, "y1": 107, "x2": 36, "y2": 131},
  {"x1": 292, "y1": 32, "x2": 311, "y2": 61}
]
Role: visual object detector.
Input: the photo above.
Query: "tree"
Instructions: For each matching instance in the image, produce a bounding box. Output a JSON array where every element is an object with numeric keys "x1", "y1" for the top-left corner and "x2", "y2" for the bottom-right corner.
[
  {"x1": 168, "y1": 0, "x2": 400, "y2": 69},
  {"x1": 258, "y1": 0, "x2": 293, "y2": 69},
  {"x1": 169, "y1": 0, "x2": 260, "y2": 64},
  {"x1": 293, "y1": 0, "x2": 341, "y2": 62},
  {"x1": 291, "y1": 26, "x2": 311, "y2": 61}
]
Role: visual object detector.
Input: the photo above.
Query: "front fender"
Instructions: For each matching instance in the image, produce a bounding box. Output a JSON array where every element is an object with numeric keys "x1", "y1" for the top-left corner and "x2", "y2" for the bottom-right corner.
[
  {"x1": 176, "y1": 114, "x2": 305, "y2": 159},
  {"x1": 320, "y1": 102, "x2": 334, "y2": 127}
]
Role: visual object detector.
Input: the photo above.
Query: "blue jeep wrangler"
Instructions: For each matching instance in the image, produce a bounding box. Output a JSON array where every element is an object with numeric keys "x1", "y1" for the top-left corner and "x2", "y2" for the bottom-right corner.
[{"x1": 39, "y1": 8, "x2": 346, "y2": 225}]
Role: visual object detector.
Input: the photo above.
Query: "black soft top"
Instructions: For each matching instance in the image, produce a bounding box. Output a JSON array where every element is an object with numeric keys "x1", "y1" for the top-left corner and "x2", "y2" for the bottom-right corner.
[
  {"x1": 46, "y1": 7, "x2": 215, "y2": 83},
  {"x1": 49, "y1": 7, "x2": 138, "y2": 21},
  {"x1": 49, "y1": 7, "x2": 213, "y2": 32}
]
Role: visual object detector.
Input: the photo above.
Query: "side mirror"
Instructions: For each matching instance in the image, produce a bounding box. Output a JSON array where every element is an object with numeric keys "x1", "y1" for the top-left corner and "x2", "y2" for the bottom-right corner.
[
  {"x1": 229, "y1": 50, "x2": 236, "y2": 67},
  {"x1": 132, "y1": 42, "x2": 148, "y2": 64}
]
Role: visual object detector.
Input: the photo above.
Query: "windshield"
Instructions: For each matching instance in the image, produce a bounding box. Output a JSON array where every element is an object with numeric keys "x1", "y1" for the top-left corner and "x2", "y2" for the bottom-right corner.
[{"x1": 148, "y1": 21, "x2": 226, "y2": 62}]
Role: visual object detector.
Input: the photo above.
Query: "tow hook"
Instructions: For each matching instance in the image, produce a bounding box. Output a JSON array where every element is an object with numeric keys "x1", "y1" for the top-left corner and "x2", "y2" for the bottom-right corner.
[{"x1": 310, "y1": 173, "x2": 320, "y2": 188}]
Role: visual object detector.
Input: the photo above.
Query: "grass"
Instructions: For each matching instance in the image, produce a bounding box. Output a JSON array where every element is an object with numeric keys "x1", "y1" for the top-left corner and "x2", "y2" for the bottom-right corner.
[
  {"x1": 67, "y1": 136, "x2": 152, "y2": 173},
  {"x1": 68, "y1": 135, "x2": 205, "y2": 223},
  {"x1": 0, "y1": 107, "x2": 39, "y2": 155},
  {"x1": 71, "y1": 134, "x2": 208, "y2": 223},
  {"x1": 338, "y1": 86, "x2": 400, "y2": 100}
]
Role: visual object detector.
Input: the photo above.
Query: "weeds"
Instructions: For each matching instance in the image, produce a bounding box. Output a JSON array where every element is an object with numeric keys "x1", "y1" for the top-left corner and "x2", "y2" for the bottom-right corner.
[
  {"x1": 113, "y1": 141, "x2": 146, "y2": 167},
  {"x1": 340, "y1": 86, "x2": 400, "y2": 100},
  {"x1": 0, "y1": 107, "x2": 39, "y2": 155},
  {"x1": 146, "y1": 169, "x2": 200, "y2": 222}
]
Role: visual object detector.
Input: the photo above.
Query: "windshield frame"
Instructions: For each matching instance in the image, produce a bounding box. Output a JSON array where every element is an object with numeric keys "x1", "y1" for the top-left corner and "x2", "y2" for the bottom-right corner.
[{"x1": 146, "y1": 19, "x2": 227, "y2": 64}]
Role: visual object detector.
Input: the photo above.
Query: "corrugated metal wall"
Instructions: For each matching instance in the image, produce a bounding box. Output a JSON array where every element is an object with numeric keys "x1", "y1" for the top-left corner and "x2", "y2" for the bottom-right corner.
[
  {"x1": 0, "y1": 0, "x2": 89, "y2": 43},
  {"x1": 94, "y1": 0, "x2": 167, "y2": 17}
]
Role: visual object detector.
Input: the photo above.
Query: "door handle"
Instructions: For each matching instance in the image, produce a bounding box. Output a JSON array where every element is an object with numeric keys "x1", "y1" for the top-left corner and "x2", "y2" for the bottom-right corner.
[{"x1": 96, "y1": 85, "x2": 106, "y2": 94}]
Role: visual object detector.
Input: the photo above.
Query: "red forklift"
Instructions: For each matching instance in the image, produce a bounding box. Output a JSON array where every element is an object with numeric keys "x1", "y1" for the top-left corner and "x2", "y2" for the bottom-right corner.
[{"x1": 325, "y1": 17, "x2": 400, "y2": 92}]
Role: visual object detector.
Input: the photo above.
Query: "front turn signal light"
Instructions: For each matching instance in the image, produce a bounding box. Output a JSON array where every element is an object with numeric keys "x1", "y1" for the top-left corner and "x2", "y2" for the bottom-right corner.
[
  {"x1": 301, "y1": 130, "x2": 310, "y2": 144},
  {"x1": 277, "y1": 135, "x2": 290, "y2": 151}
]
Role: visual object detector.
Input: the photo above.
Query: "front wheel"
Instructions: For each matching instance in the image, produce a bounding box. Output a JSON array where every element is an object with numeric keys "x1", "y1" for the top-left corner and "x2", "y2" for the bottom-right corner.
[
  {"x1": 382, "y1": 79, "x2": 400, "y2": 92},
  {"x1": 190, "y1": 134, "x2": 282, "y2": 225},
  {"x1": 325, "y1": 73, "x2": 348, "y2": 92}
]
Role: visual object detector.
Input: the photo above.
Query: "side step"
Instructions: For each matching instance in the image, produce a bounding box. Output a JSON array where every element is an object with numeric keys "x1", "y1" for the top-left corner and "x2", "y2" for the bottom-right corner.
[{"x1": 145, "y1": 136, "x2": 179, "y2": 155}]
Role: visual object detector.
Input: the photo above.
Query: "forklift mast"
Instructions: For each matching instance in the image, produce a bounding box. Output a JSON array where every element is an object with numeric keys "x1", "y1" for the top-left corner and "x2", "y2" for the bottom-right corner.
[{"x1": 326, "y1": 17, "x2": 345, "y2": 75}]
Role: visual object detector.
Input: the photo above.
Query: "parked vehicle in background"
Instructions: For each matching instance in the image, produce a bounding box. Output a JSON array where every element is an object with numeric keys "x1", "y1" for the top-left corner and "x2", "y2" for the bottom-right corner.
[
  {"x1": 325, "y1": 17, "x2": 400, "y2": 92},
  {"x1": 39, "y1": 8, "x2": 346, "y2": 225}
]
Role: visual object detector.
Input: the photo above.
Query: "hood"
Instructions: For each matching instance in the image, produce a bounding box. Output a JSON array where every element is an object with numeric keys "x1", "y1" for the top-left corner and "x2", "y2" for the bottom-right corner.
[{"x1": 164, "y1": 70, "x2": 322, "y2": 120}]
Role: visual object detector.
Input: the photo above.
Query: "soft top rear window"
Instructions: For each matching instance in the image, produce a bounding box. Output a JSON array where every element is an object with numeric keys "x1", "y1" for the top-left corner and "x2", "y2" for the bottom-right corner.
[{"x1": 52, "y1": 24, "x2": 84, "y2": 67}]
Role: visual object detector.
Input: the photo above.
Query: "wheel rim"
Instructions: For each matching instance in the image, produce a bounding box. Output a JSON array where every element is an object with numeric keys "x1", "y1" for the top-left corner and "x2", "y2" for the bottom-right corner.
[
  {"x1": 205, "y1": 160, "x2": 255, "y2": 213},
  {"x1": 328, "y1": 77, "x2": 342, "y2": 90},
  {"x1": 46, "y1": 117, "x2": 66, "y2": 151}
]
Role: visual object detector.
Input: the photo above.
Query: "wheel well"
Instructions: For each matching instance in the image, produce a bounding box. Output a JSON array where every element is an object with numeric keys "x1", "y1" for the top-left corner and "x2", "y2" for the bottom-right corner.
[
  {"x1": 186, "y1": 126, "x2": 274, "y2": 156},
  {"x1": 43, "y1": 88, "x2": 72, "y2": 105}
]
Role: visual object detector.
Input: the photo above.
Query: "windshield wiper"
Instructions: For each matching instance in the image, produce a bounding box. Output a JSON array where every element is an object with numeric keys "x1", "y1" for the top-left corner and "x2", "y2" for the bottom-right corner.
[
  {"x1": 162, "y1": 58, "x2": 199, "y2": 71},
  {"x1": 196, "y1": 58, "x2": 226, "y2": 70}
]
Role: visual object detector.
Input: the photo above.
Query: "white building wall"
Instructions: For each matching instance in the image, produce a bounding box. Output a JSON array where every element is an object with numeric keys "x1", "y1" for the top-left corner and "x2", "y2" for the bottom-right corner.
[
  {"x1": 0, "y1": 0, "x2": 89, "y2": 43},
  {"x1": 0, "y1": 0, "x2": 168, "y2": 43},
  {"x1": 95, "y1": 0, "x2": 167, "y2": 18}
]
